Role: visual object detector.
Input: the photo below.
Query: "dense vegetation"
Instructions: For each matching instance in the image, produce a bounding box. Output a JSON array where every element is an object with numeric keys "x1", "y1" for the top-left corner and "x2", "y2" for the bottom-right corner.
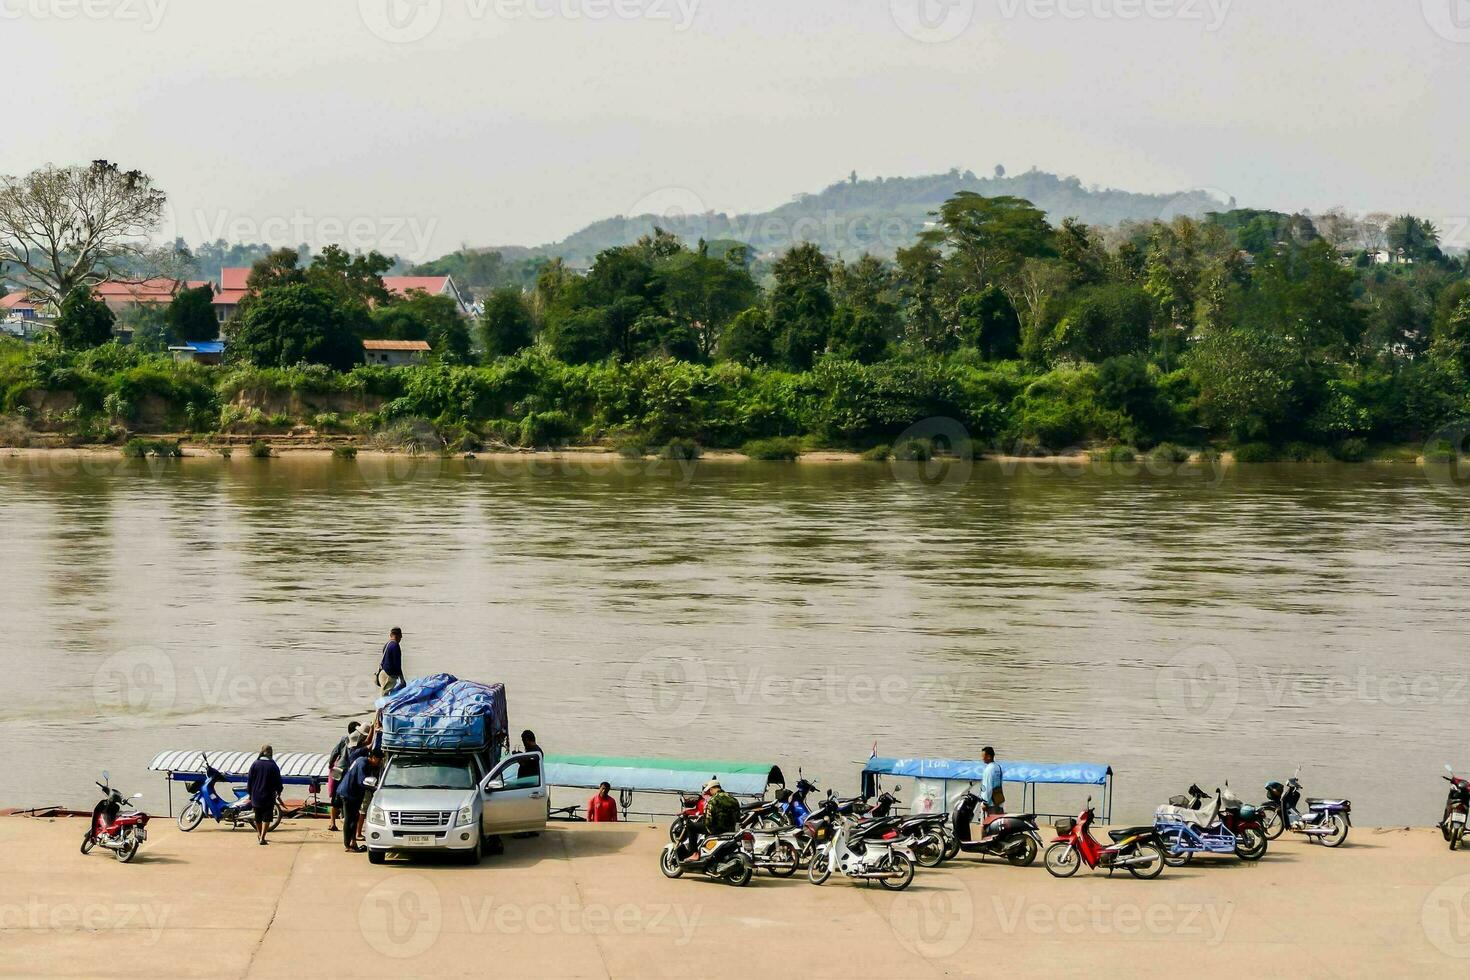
[{"x1": 2, "y1": 191, "x2": 1468, "y2": 460}]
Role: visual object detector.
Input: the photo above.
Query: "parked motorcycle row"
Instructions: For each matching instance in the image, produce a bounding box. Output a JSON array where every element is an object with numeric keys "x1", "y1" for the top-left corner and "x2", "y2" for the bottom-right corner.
[{"x1": 656, "y1": 767, "x2": 1361, "y2": 888}]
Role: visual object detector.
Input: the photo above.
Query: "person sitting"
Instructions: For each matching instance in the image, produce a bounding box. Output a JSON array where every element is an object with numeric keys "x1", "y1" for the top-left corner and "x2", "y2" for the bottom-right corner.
[
  {"x1": 701, "y1": 779, "x2": 739, "y2": 835},
  {"x1": 586, "y1": 782, "x2": 618, "y2": 822}
]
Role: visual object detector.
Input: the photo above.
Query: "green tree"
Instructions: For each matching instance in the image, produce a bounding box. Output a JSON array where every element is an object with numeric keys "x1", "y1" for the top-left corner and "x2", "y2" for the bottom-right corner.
[
  {"x1": 228, "y1": 282, "x2": 363, "y2": 370},
  {"x1": 1190, "y1": 324, "x2": 1301, "y2": 439},
  {"x1": 769, "y1": 243, "x2": 834, "y2": 370},
  {"x1": 480, "y1": 287, "x2": 535, "y2": 359},
  {"x1": 1051, "y1": 283, "x2": 1153, "y2": 362},
  {"x1": 167, "y1": 284, "x2": 218, "y2": 343},
  {"x1": 920, "y1": 192, "x2": 1054, "y2": 291},
  {"x1": 895, "y1": 242, "x2": 946, "y2": 351},
  {"x1": 372, "y1": 290, "x2": 471, "y2": 363},
  {"x1": 54, "y1": 285, "x2": 116, "y2": 349},
  {"x1": 718, "y1": 307, "x2": 775, "y2": 366},
  {"x1": 656, "y1": 244, "x2": 758, "y2": 358},
  {"x1": 956, "y1": 287, "x2": 1019, "y2": 359}
]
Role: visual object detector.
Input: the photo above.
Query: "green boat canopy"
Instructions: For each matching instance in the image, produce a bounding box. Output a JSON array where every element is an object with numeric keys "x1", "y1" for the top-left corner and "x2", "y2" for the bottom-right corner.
[{"x1": 545, "y1": 755, "x2": 784, "y2": 797}]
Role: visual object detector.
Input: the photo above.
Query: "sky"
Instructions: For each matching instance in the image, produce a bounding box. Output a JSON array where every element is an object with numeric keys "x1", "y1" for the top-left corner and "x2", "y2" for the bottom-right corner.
[{"x1": 5, "y1": 0, "x2": 1468, "y2": 260}]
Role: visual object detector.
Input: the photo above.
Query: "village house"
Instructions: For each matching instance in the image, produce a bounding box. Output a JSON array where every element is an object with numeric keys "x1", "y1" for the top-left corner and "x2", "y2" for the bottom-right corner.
[
  {"x1": 167, "y1": 340, "x2": 226, "y2": 366},
  {"x1": 362, "y1": 339, "x2": 431, "y2": 367},
  {"x1": 210, "y1": 270, "x2": 470, "y2": 325},
  {"x1": 92, "y1": 278, "x2": 211, "y2": 313}
]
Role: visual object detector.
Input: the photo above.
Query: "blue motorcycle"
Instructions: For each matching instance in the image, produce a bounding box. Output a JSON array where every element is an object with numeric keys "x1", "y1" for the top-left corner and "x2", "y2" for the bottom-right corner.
[
  {"x1": 176, "y1": 753, "x2": 283, "y2": 832},
  {"x1": 1154, "y1": 784, "x2": 1266, "y2": 866}
]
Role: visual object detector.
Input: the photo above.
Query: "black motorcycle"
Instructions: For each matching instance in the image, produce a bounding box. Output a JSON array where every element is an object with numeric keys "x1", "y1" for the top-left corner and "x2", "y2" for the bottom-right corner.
[
  {"x1": 659, "y1": 826, "x2": 756, "y2": 886},
  {"x1": 947, "y1": 788, "x2": 1042, "y2": 866},
  {"x1": 1443, "y1": 765, "x2": 1470, "y2": 850}
]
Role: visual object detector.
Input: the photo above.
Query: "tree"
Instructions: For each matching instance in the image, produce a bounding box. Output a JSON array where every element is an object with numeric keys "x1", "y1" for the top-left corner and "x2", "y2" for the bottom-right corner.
[
  {"x1": 1190, "y1": 324, "x2": 1301, "y2": 439},
  {"x1": 656, "y1": 245, "x2": 758, "y2": 358},
  {"x1": 956, "y1": 287, "x2": 1020, "y2": 359},
  {"x1": 228, "y1": 282, "x2": 362, "y2": 370},
  {"x1": 768, "y1": 244, "x2": 834, "y2": 370},
  {"x1": 480, "y1": 288, "x2": 535, "y2": 359},
  {"x1": 0, "y1": 161, "x2": 167, "y2": 305},
  {"x1": 920, "y1": 192, "x2": 1054, "y2": 291},
  {"x1": 829, "y1": 255, "x2": 897, "y2": 362},
  {"x1": 895, "y1": 242, "x2": 945, "y2": 351},
  {"x1": 372, "y1": 290, "x2": 471, "y2": 363},
  {"x1": 308, "y1": 245, "x2": 392, "y2": 308},
  {"x1": 167, "y1": 284, "x2": 218, "y2": 343},
  {"x1": 1050, "y1": 283, "x2": 1153, "y2": 362},
  {"x1": 718, "y1": 307, "x2": 775, "y2": 366},
  {"x1": 55, "y1": 286, "x2": 117, "y2": 349},
  {"x1": 546, "y1": 306, "x2": 612, "y2": 363},
  {"x1": 1386, "y1": 215, "x2": 1442, "y2": 263},
  {"x1": 123, "y1": 304, "x2": 171, "y2": 354}
]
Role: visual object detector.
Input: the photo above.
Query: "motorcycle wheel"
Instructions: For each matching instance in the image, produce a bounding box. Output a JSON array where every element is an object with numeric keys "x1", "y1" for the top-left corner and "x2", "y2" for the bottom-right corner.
[
  {"x1": 268, "y1": 802, "x2": 284, "y2": 833},
  {"x1": 1452, "y1": 826, "x2": 1463, "y2": 852},
  {"x1": 115, "y1": 834, "x2": 140, "y2": 864},
  {"x1": 1007, "y1": 834, "x2": 1039, "y2": 868},
  {"x1": 1321, "y1": 815, "x2": 1349, "y2": 848},
  {"x1": 766, "y1": 840, "x2": 799, "y2": 878},
  {"x1": 725, "y1": 860, "x2": 754, "y2": 887},
  {"x1": 1260, "y1": 805, "x2": 1285, "y2": 841},
  {"x1": 807, "y1": 849, "x2": 832, "y2": 885},
  {"x1": 178, "y1": 801, "x2": 205, "y2": 832},
  {"x1": 1157, "y1": 830, "x2": 1191, "y2": 867},
  {"x1": 1127, "y1": 843, "x2": 1165, "y2": 880},
  {"x1": 668, "y1": 817, "x2": 687, "y2": 844},
  {"x1": 1043, "y1": 842, "x2": 1081, "y2": 878},
  {"x1": 912, "y1": 834, "x2": 944, "y2": 869},
  {"x1": 1235, "y1": 827, "x2": 1267, "y2": 861},
  {"x1": 941, "y1": 831, "x2": 961, "y2": 862},
  {"x1": 659, "y1": 848, "x2": 684, "y2": 879},
  {"x1": 79, "y1": 833, "x2": 96, "y2": 855},
  {"x1": 878, "y1": 852, "x2": 915, "y2": 891}
]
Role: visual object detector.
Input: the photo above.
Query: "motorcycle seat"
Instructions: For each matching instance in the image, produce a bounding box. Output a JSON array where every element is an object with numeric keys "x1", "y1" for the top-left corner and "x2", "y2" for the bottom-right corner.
[
  {"x1": 1307, "y1": 798, "x2": 1346, "y2": 807},
  {"x1": 1108, "y1": 826, "x2": 1155, "y2": 842}
]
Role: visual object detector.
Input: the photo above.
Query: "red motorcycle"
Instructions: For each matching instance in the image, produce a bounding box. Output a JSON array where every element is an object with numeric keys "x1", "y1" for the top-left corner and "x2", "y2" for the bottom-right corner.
[
  {"x1": 81, "y1": 771, "x2": 149, "y2": 863},
  {"x1": 1044, "y1": 797, "x2": 1165, "y2": 879},
  {"x1": 1442, "y1": 765, "x2": 1470, "y2": 849}
]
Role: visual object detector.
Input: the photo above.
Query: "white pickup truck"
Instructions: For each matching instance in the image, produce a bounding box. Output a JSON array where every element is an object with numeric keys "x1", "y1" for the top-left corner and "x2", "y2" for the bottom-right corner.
[{"x1": 364, "y1": 749, "x2": 547, "y2": 864}]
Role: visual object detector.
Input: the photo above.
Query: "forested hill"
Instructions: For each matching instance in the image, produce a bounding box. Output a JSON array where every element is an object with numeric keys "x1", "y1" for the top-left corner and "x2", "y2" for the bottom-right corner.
[{"x1": 493, "y1": 169, "x2": 1234, "y2": 266}]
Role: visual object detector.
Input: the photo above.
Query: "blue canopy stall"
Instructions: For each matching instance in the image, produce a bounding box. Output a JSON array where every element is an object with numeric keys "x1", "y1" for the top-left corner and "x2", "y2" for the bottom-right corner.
[
  {"x1": 861, "y1": 757, "x2": 1114, "y2": 822},
  {"x1": 147, "y1": 749, "x2": 331, "y2": 818}
]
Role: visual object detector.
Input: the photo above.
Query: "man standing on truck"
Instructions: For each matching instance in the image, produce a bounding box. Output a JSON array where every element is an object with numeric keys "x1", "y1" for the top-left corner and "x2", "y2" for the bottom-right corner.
[{"x1": 377, "y1": 628, "x2": 405, "y2": 696}]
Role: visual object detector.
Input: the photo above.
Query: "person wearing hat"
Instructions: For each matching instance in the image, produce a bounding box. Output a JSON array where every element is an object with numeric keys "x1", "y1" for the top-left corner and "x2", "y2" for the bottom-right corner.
[
  {"x1": 326, "y1": 722, "x2": 362, "y2": 833},
  {"x1": 701, "y1": 778, "x2": 739, "y2": 836}
]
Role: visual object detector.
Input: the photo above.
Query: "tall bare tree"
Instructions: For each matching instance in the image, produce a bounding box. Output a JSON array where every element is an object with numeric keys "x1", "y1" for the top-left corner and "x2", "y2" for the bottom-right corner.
[{"x1": 0, "y1": 160, "x2": 167, "y2": 305}]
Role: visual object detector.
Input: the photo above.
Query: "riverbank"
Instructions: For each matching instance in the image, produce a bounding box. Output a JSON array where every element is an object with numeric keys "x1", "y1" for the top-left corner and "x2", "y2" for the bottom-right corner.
[{"x1": 2, "y1": 818, "x2": 1463, "y2": 978}]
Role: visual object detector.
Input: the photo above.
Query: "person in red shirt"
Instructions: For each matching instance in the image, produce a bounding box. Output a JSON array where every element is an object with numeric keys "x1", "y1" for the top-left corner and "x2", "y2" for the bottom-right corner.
[{"x1": 586, "y1": 782, "x2": 618, "y2": 822}]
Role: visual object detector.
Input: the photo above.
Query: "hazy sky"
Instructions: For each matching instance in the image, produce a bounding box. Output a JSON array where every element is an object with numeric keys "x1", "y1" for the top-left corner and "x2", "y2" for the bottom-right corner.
[{"x1": 7, "y1": 0, "x2": 1468, "y2": 259}]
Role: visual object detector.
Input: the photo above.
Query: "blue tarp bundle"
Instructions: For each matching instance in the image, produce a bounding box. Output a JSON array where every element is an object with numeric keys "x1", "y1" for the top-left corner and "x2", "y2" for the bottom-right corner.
[
  {"x1": 863, "y1": 757, "x2": 1111, "y2": 787},
  {"x1": 378, "y1": 674, "x2": 509, "y2": 754}
]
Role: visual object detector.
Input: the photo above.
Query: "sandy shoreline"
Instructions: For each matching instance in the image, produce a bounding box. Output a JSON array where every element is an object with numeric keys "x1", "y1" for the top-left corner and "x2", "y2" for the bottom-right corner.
[{"x1": 3, "y1": 817, "x2": 1465, "y2": 978}]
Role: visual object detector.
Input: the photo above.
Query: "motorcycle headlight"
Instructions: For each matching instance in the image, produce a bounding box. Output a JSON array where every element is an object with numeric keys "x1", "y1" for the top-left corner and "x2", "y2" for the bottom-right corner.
[
  {"x1": 457, "y1": 805, "x2": 475, "y2": 827},
  {"x1": 368, "y1": 806, "x2": 386, "y2": 825}
]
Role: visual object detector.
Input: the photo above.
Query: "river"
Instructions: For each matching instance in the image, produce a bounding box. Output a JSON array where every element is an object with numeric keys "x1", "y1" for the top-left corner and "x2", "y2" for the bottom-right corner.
[{"x1": 3, "y1": 451, "x2": 1467, "y2": 825}]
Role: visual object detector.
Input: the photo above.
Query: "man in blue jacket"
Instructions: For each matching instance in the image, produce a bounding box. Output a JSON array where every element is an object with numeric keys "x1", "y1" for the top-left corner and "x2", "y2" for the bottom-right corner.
[
  {"x1": 247, "y1": 745, "x2": 284, "y2": 846},
  {"x1": 377, "y1": 628, "x2": 405, "y2": 695}
]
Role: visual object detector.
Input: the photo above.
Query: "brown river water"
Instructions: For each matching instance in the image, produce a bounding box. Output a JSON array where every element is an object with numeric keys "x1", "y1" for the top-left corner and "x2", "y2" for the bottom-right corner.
[{"x1": 3, "y1": 451, "x2": 1468, "y2": 825}]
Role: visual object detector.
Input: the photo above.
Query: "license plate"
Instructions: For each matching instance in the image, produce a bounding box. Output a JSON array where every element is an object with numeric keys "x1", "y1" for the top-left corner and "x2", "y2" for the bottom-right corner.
[
  {"x1": 136, "y1": 829, "x2": 147, "y2": 841},
  {"x1": 403, "y1": 835, "x2": 435, "y2": 846},
  {"x1": 1454, "y1": 814, "x2": 1466, "y2": 826}
]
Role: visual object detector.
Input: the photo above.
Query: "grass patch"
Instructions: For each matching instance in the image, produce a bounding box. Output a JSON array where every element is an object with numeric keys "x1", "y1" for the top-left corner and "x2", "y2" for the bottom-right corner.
[
  {"x1": 892, "y1": 438, "x2": 933, "y2": 462},
  {"x1": 1232, "y1": 442, "x2": 1278, "y2": 463},
  {"x1": 860, "y1": 444, "x2": 891, "y2": 461},
  {"x1": 1149, "y1": 442, "x2": 1192, "y2": 464},
  {"x1": 660, "y1": 438, "x2": 702, "y2": 461},
  {"x1": 248, "y1": 441, "x2": 273, "y2": 459},
  {"x1": 331, "y1": 445, "x2": 358, "y2": 460},
  {"x1": 743, "y1": 436, "x2": 803, "y2": 461},
  {"x1": 1091, "y1": 444, "x2": 1137, "y2": 462}
]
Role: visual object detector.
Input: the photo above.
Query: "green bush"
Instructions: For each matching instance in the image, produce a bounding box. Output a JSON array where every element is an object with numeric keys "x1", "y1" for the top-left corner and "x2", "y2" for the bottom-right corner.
[
  {"x1": 122, "y1": 438, "x2": 182, "y2": 458},
  {"x1": 248, "y1": 441, "x2": 273, "y2": 459},
  {"x1": 519, "y1": 410, "x2": 576, "y2": 448},
  {"x1": 1283, "y1": 441, "x2": 1333, "y2": 463},
  {"x1": 216, "y1": 447, "x2": 233, "y2": 459},
  {"x1": 613, "y1": 433, "x2": 648, "y2": 458},
  {"x1": 860, "y1": 444, "x2": 891, "y2": 461},
  {"x1": 152, "y1": 440, "x2": 183, "y2": 458},
  {"x1": 1149, "y1": 442, "x2": 1192, "y2": 463},
  {"x1": 1424, "y1": 441, "x2": 1461, "y2": 463},
  {"x1": 743, "y1": 436, "x2": 803, "y2": 460},
  {"x1": 892, "y1": 438, "x2": 933, "y2": 461},
  {"x1": 331, "y1": 445, "x2": 358, "y2": 460},
  {"x1": 661, "y1": 438, "x2": 702, "y2": 460},
  {"x1": 1091, "y1": 444, "x2": 1137, "y2": 462},
  {"x1": 1332, "y1": 438, "x2": 1369, "y2": 462},
  {"x1": 1232, "y1": 442, "x2": 1278, "y2": 463},
  {"x1": 121, "y1": 438, "x2": 149, "y2": 458}
]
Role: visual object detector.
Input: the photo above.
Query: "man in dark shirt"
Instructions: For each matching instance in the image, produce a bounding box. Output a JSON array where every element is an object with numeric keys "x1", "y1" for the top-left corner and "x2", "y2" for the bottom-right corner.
[
  {"x1": 378, "y1": 628, "x2": 404, "y2": 695},
  {"x1": 339, "y1": 750, "x2": 383, "y2": 853},
  {"x1": 247, "y1": 745, "x2": 284, "y2": 846},
  {"x1": 520, "y1": 730, "x2": 542, "y2": 780},
  {"x1": 326, "y1": 722, "x2": 361, "y2": 832}
]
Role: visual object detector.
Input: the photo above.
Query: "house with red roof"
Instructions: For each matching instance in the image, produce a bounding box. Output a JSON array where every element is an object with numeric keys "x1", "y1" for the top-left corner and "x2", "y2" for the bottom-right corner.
[
  {"x1": 213, "y1": 268, "x2": 251, "y2": 325},
  {"x1": 1, "y1": 290, "x2": 47, "y2": 339},
  {"x1": 210, "y1": 270, "x2": 469, "y2": 325},
  {"x1": 92, "y1": 278, "x2": 211, "y2": 313}
]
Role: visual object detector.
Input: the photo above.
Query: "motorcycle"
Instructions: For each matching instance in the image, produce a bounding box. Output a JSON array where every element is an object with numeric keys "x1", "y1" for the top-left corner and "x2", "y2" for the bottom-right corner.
[
  {"x1": 806, "y1": 797, "x2": 916, "y2": 890},
  {"x1": 80, "y1": 771, "x2": 150, "y2": 863},
  {"x1": 748, "y1": 825, "x2": 803, "y2": 877},
  {"x1": 1259, "y1": 767, "x2": 1350, "y2": 847},
  {"x1": 1442, "y1": 765, "x2": 1470, "y2": 850},
  {"x1": 659, "y1": 826, "x2": 757, "y2": 886},
  {"x1": 1044, "y1": 797, "x2": 1165, "y2": 879},
  {"x1": 176, "y1": 752, "x2": 284, "y2": 833},
  {"x1": 948, "y1": 787, "x2": 1042, "y2": 867},
  {"x1": 1154, "y1": 785, "x2": 1266, "y2": 865},
  {"x1": 862, "y1": 788, "x2": 951, "y2": 868}
]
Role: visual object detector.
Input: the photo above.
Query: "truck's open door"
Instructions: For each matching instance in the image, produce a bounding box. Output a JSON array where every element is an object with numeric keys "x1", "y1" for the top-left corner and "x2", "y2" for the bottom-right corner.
[{"x1": 480, "y1": 751, "x2": 547, "y2": 835}]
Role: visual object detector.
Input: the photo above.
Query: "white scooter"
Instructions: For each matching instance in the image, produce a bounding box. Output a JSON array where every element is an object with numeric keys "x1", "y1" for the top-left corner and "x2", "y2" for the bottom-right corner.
[{"x1": 805, "y1": 795, "x2": 915, "y2": 890}]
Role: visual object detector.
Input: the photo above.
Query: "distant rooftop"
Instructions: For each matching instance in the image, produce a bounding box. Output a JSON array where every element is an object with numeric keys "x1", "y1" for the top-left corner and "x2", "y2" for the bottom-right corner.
[{"x1": 362, "y1": 339, "x2": 431, "y2": 352}]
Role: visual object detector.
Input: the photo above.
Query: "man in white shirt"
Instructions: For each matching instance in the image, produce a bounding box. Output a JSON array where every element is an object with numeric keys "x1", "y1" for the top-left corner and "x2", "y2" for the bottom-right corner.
[{"x1": 980, "y1": 746, "x2": 1005, "y2": 813}]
